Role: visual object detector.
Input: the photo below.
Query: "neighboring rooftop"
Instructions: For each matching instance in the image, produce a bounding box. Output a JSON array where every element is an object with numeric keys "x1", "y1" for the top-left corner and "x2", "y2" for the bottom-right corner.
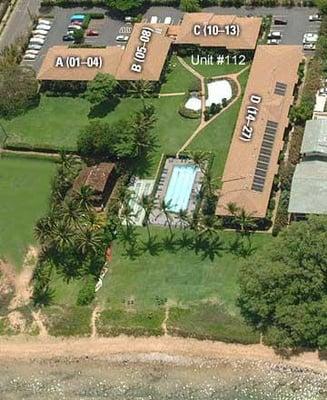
[
  {"x1": 37, "y1": 46, "x2": 124, "y2": 81},
  {"x1": 288, "y1": 160, "x2": 327, "y2": 215},
  {"x1": 73, "y1": 162, "x2": 115, "y2": 194},
  {"x1": 170, "y1": 13, "x2": 262, "y2": 50},
  {"x1": 216, "y1": 45, "x2": 303, "y2": 218},
  {"x1": 301, "y1": 119, "x2": 327, "y2": 156},
  {"x1": 116, "y1": 23, "x2": 173, "y2": 81}
]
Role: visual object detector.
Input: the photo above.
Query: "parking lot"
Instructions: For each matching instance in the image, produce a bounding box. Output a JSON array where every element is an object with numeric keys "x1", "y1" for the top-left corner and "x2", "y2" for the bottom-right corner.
[
  {"x1": 26, "y1": 5, "x2": 321, "y2": 71},
  {"x1": 30, "y1": 6, "x2": 132, "y2": 72}
]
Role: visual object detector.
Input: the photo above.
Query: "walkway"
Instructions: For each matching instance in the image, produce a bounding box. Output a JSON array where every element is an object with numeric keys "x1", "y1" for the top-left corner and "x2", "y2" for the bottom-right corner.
[{"x1": 176, "y1": 60, "x2": 249, "y2": 155}]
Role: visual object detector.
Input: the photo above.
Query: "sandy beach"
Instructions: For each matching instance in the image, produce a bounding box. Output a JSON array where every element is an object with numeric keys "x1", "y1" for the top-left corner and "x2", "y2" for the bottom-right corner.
[{"x1": 0, "y1": 336, "x2": 326, "y2": 400}]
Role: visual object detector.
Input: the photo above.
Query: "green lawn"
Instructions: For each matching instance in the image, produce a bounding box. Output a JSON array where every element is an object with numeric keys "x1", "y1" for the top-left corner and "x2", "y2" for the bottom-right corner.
[
  {"x1": 184, "y1": 55, "x2": 251, "y2": 78},
  {"x1": 97, "y1": 227, "x2": 271, "y2": 315},
  {"x1": 160, "y1": 55, "x2": 200, "y2": 94},
  {"x1": 188, "y1": 68, "x2": 250, "y2": 184},
  {"x1": 0, "y1": 155, "x2": 55, "y2": 267}
]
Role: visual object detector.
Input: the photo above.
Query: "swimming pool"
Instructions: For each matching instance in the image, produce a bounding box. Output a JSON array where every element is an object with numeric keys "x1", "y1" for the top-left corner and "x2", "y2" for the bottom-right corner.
[{"x1": 164, "y1": 164, "x2": 199, "y2": 213}]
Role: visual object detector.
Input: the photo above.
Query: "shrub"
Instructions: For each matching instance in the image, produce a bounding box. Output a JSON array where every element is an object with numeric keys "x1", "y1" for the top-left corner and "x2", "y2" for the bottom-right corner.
[
  {"x1": 77, "y1": 277, "x2": 96, "y2": 305},
  {"x1": 89, "y1": 12, "x2": 105, "y2": 19},
  {"x1": 179, "y1": 104, "x2": 201, "y2": 119},
  {"x1": 288, "y1": 126, "x2": 304, "y2": 166}
]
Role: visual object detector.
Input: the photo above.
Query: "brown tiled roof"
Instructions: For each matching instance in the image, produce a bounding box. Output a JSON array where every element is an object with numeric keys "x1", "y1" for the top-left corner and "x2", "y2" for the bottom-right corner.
[
  {"x1": 37, "y1": 46, "x2": 124, "y2": 81},
  {"x1": 115, "y1": 23, "x2": 173, "y2": 81},
  {"x1": 173, "y1": 13, "x2": 262, "y2": 50},
  {"x1": 216, "y1": 45, "x2": 303, "y2": 218},
  {"x1": 73, "y1": 163, "x2": 115, "y2": 193}
]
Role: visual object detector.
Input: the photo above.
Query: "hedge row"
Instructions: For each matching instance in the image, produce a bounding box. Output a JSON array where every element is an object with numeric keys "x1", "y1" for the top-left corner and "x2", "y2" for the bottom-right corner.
[
  {"x1": 179, "y1": 104, "x2": 201, "y2": 119},
  {"x1": 5, "y1": 142, "x2": 76, "y2": 153}
]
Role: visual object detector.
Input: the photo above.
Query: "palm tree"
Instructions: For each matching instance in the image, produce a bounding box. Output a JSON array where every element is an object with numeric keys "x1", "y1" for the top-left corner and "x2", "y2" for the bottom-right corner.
[
  {"x1": 197, "y1": 214, "x2": 222, "y2": 239},
  {"x1": 34, "y1": 216, "x2": 55, "y2": 248},
  {"x1": 52, "y1": 221, "x2": 74, "y2": 251},
  {"x1": 139, "y1": 194, "x2": 154, "y2": 240},
  {"x1": 226, "y1": 201, "x2": 240, "y2": 217},
  {"x1": 59, "y1": 150, "x2": 77, "y2": 173},
  {"x1": 177, "y1": 209, "x2": 189, "y2": 229},
  {"x1": 73, "y1": 185, "x2": 95, "y2": 211},
  {"x1": 76, "y1": 227, "x2": 103, "y2": 256},
  {"x1": 62, "y1": 199, "x2": 83, "y2": 230},
  {"x1": 159, "y1": 199, "x2": 173, "y2": 237},
  {"x1": 127, "y1": 80, "x2": 154, "y2": 105},
  {"x1": 234, "y1": 208, "x2": 256, "y2": 235},
  {"x1": 188, "y1": 150, "x2": 209, "y2": 174}
]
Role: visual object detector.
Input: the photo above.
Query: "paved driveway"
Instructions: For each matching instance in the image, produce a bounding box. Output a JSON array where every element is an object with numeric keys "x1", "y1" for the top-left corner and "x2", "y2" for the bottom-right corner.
[
  {"x1": 29, "y1": 6, "x2": 130, "y2": 72},
  {"x1": 0, "y1": 0, "x2": 41, "y2": 51},
  {"x1": 203, "y1": 6, "x2": 320, "y2": 46}
]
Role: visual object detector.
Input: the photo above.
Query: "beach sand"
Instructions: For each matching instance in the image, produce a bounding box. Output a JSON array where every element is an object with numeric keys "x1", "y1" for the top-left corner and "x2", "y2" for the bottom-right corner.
[{"x1": 0, "y1": 336, "x2": 326, "y2": 399}]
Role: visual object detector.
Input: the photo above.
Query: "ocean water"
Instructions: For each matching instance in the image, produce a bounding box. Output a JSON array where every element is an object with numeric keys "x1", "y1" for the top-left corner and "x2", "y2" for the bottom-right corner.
[{"x1": 0, "y1": 357, "x2": 326, "y2": 400}]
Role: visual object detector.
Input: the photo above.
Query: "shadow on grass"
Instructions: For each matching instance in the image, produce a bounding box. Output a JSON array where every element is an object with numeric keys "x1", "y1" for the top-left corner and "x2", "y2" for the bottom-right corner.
[
  {"x1": 140, "y1": 234, "x2": 162, "y2": 256},
  {"x1": 228, "y1": 234, "x2": 257, "y2": 258},
  {"x1": 88, "y1": 98, "x2": 120, "y2": 119}
]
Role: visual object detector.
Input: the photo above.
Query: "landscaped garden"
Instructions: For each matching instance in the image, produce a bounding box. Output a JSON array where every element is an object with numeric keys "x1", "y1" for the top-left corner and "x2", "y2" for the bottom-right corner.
[{"x1": 0, "y1": 155, "x2": 55, "y2": 267}]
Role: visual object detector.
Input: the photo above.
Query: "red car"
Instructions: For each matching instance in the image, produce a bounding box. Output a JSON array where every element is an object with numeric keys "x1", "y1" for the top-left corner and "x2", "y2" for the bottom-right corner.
[
  {"x1": 86, "y1": 29, "x2": 99, "y2": 36},
  {"x1": 71, "y1": 20, "x2": 83, "y2": 26}
]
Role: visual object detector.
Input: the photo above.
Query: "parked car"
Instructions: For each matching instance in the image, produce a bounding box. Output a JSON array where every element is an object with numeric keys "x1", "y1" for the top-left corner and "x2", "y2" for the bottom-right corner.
[
  {"x1": 125, "y1": 16, "x2": 133, "y2": 23},
  {"x1": 36, "y1": 24, "x2": 51, "y2": 31},
  {"x1": 274, "y1": 18, "x2": 287, "y2": 25},
  {"x1": 319, "y1": 87, "x2": 327, "y2": 95},
  {"x1": 303, "y1": 43, "x2": 316, "y2": 50},
  {"x1": 28, "y1": 43, "x2": 42, "y2": 50},
  {"x1": 303, "y1": 32, "x2": 319, "y2": 44},
  {"x1": 70, "y1": 14, "x2": 85, "y2": 22},
  {"x1": 32, "y1": 29, "x2": 48, "y2": 36},
  {"x1": 33, "y1": 34, "x2": 46, "y2": 40},
  {"x1": 115, "y1": 35, "x2": 129, "y2": 42},
  {"x1": 86, "y1": 29, "x2": 99, "y2": 36},
  {"x1": 268, "y1": 31, "x2": 282, "y2": 39},
  {"x1": 267, "y1": 38, "x2": 281, "y2": 45},
  {"x1": 23, "y1": 54, "x2": 36, "y2": 60},
  {"x1": 164, "y1": 16, "x2": 172, "y2": 25},
  {"x1": 25, "y1": 49, "x2": 39, "y2": 55},
  {"x1": 71, "y1": 21, "x2": 83, "y2": 26},
  {"x1": 30, "y1": 37, "x2": 45, "y2": 45},
  {"x1": 62, "y1": 34, "x2": 74, "y2": 41},
  {"x1": 68, "y1": 24, "x2": 82, "y2": 31},
  {"x1": 150, "y1": 16, "x2": 158, "y2": 23},
  {"x1": 38, "y1": 18, "x2": 52, "y2": 25},
  {"x1": 309, "y1": 14, "x2": 321, "y2": 22}
]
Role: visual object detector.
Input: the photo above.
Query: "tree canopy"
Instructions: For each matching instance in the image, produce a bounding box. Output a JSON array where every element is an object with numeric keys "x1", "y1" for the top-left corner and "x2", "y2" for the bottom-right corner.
[
  {"x1": 0, "y1": 65, "x2": 38, "y2": 118},
  {"x1": 239, "y1": 216, "x2": 327, "y2": 349},
  {"x1": 315, "y1": 0, "x2": 327, "y2": 14},
  {"x1": 106, "y1": 0, "x2": 144, "y2": 12},
  {"x1": 84, "y1": 73, "x2": 118, "y2": 105}
]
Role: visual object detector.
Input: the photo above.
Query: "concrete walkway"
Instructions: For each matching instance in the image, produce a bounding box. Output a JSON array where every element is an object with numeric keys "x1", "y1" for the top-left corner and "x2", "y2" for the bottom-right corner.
[
  {"x1": 159, "y1": 92, "x2": 185, "y2": 97},
  {"x1": 176, "y1": 62, "x2": 250, "y2": 155}
]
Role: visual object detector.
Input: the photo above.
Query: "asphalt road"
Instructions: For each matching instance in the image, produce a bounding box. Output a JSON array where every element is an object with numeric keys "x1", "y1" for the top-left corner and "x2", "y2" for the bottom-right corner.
[{"x1": 0, "y1": 0, "x2": 41, "y2": 51}]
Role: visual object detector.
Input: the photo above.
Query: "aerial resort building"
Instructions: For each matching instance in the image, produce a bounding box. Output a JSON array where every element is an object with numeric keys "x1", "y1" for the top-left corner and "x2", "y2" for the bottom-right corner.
[
  {"x1": 37, "y1": 13, "x2": 262, "y2": 83},
  {"x1": 288, "y1": 119, "x2": 327, "y2": 219},
  {"x1": 216, "y1": 45, "x2": 303, "y2": 219}
]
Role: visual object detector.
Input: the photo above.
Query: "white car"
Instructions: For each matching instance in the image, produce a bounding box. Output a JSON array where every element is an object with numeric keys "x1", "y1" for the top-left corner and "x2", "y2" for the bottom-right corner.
[
  {"x1": 303, "y1": 43, "x2": 316, "y2": 50},
  {"x1": 25, "y1": 49, "x2": 39, "y2": 55},
  {"x1": 36, "y1": 24, "x2": 51, "y2": 31},
  {"x1": 267, "y1": 38, "x2": 280, "y2": 45},
  {"x1": 115, "y1": 35, "x2": 129, "y2": 42},
  {"x1": 68, "y1": 24, "x2": 82, "y2": 30},
  {"x1": 268, "y1": 31, "x2": 282, "y2": 39},
  {"x1": 28, "y1": 43, "x2": 42, "y2": 50},
  {"x1": 32, "y1": 29, "x2": 48, "y2": 36},
  {"x1": 30, "y1": 37, "x2": 45, "y2": 45},
  {"x1": 309, "y1": 14, "x2": 321, "y2": 22},
  {"x1": 164, "y1": 16, "x2": 172, "y2": 25},
  {"x1": 33, "y1": 34, "x2": 46, "y2": 40},
  {"x1": 23, "y1": 54, "x2": 36, "y2": 60},
  {"x1": 150, "y1": 16, "x2": 158, "y2": 23},
  {"x1": 303, "y1": 33, "x2": 319, "y2": 44},
  {"x1": 38, "y1": 18, "x2": 52, "y2": 25}
]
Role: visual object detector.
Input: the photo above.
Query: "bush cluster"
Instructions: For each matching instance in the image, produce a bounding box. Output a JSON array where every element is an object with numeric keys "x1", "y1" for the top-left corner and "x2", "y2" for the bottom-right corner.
[{"x1": 179, "y1": 104, "x2": 201, "y2": 119}]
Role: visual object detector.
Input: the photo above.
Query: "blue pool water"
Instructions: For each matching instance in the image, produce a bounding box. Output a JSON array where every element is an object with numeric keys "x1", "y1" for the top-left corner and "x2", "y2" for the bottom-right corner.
[{"x1": 164, "y1": 164, "x2": 199, "y2": 212}]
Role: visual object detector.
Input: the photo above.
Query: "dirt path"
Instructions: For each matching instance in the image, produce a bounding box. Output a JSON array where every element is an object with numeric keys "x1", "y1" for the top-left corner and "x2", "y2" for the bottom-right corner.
[
  {"x1": 31, "y1": 310, "x2": 48, "y2": 338},
  {"x1": 9, "y1": 246, "x2": 38, "y2": 310},
  {"x1": 91, "y1": 305, "x2": 102, "y2": 338},
  {"x1": 159, "y1": 92, "x2": 185, "y2": 97},
  {"x1": 176, "y1": 60, "x2": 248, "y2": 155},
  {"x1": 161, "y1": 305, "x2": 170, "y2": 336},
  {"x1": 0, "y1": 336, "x2": 325, "y2": 373}
]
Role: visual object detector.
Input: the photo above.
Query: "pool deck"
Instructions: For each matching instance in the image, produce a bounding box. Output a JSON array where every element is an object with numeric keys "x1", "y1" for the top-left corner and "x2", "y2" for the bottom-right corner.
[
  {"x1": 150, "y1": 157, "x2": 203, "y2": 227},
  {"x1": 126, "y1": 178, "x2": 155, "y2": 226}
]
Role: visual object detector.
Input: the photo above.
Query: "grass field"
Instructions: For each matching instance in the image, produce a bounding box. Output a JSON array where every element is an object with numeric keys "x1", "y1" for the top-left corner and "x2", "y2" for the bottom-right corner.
[
  {"x1": 0, "y1": 155, "x2": 55, "y2": 267},
  {"x1": 184, "y1": 55, "x2": 251, "y2": 77},
  {"x1": 97, "y1": 227, "x2": 270, "y2": 314},
  {"x1": 160, "y1": 55, "x2": 200, "y2": 94},
  {"x1": 188, "y1": 68, "x2": 250, "y2": 184}
]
